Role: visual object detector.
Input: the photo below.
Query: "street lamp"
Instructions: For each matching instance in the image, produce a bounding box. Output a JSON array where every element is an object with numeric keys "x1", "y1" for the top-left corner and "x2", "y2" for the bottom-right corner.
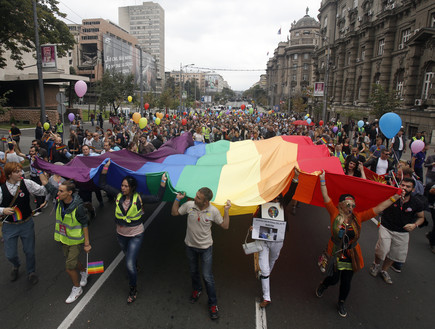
[
  {"x1": 321, "y1": 37, "x2": 331, "y2": 123},
  {"x1": 179, "y1": 63, "x2": 194, "y2": 113}
]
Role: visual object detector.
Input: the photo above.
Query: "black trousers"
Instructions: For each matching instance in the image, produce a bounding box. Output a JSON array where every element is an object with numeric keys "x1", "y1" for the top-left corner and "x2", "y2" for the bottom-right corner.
[{"x1": 322, "y1": 269, "x2": 354, "y2": 302}]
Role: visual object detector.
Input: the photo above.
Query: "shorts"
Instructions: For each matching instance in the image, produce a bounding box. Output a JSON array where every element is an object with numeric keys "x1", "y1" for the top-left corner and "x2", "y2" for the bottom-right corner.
[
  {"x1": 375, "y1": 225, "x2": 409, "y2": 263},
  {"x1": 62, "y1": 244, "x2": 82, "y2": 270}
]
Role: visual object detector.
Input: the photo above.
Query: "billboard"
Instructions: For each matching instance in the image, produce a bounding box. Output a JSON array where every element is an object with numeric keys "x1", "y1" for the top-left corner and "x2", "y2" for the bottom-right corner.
[
  {"x1": 205, "y1": 75, "x2": 219, "y2": 93},
  {"x1": 314, "y1": 82, "x2": 325, "y2": 96},
  {"x1": 103, "y1": 34, "x2": 156, "y2": 92},
  {"x1": 41, "y1": 44, "x2": 57, "y2": 70}
]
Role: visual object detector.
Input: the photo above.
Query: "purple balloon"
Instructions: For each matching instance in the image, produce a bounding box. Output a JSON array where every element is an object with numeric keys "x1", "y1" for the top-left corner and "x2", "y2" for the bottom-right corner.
[
  {"x1": 74, "y1": 80, "x2": 87, "y2": 98},
  {"x1": 259, "y1": 112, "x2": 263, "y2": 117},
  {"x1": 332, "y1": 126, "x2": 338, "y2": 133},
  {"x1": 68, "y1": 113, "x2": 75, "y2": 122}
]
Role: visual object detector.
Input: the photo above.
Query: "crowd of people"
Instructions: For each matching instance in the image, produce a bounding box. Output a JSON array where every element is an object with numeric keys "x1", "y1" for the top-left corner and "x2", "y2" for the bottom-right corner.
[{"x1": 0, "y1": 108, "x2": 433, "y2": 320}]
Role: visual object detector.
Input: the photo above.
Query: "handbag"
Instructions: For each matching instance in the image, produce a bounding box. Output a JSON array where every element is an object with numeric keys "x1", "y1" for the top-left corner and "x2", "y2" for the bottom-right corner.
[
  {"x1": 242, "y1": 228, "x2": 264, "y2": 255},
  {"x1": 317, "y1": 251, "x2": 330, "y2": 273}
]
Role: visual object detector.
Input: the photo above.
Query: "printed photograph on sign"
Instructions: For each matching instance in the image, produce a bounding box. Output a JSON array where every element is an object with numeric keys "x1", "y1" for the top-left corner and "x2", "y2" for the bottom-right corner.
[
  {"x1": 261, "y1": 202, "x2": 284, "y2": 221},
  {"x1": 252, "y1": 218, "x2": 286, "y2": 242}
]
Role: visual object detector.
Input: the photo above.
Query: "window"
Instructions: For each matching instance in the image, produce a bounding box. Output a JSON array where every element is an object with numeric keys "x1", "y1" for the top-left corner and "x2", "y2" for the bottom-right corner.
[
  {"x1": 378, "y1": 39, "x2": 385, "y2": 56},
  {"x1": 295, "y1": 32, "x2": 300, "y2": 37},
  {"x1": 293, "y1": 54, "x2": 298, "y2": 60},
  {"x1": 324, "y1": 16, "x2": 328, "y2": 28},
  {"x1": 293, "y1": 64, "x2": 297, "y2": 69},
  {"x1": 422, "y1": 71, "x2": 434, "y2": 99},
  {"x1": 396, "y1": 70, "x2": 404, "y2": 99},
  {"x1": 292, "y1": 74, "x2": 297, "y2": 81},
  {"x1": 303, "y1": 74, "x2": 308, "y2": 81},
  {"x1": 347, "y1": 52, "x2": 351, "y2": 65},
  {"x1": 303, "y1": 63, "x2": 308, "y2": 70},
  {"x1": 401, "y1": 28, "x2": 411, "y2": 47},
  {"x1": 374, "y1": 73, "x2": 380, "y2": 85},
  {"x1": 342, "y1": 6, "x2": 346, "y2": 17},
  {"x1": 304, "y1": 53, "x2": 309, "y2": 59},
  {"x1": 361, "y1": 46, "x2": 366, "y2": 60}
]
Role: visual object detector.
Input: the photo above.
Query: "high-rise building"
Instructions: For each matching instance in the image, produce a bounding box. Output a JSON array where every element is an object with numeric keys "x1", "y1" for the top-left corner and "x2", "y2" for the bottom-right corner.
[{"x1": 119, "y1": 2, "x2": 165, "y2": 93}]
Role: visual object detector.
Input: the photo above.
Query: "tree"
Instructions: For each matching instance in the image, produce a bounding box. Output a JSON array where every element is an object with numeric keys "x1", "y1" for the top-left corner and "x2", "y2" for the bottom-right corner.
[
  {"x1": 0, "y1": 0, "x2": 75, "y2": 70},
  {"x1": 0, "y1": 90, "x2": 13, "y2": 114},
  {"x1": 368, "y1": 84, "x2": 402, "y2": 118},
  {"x1": 291, "y1": 91, "x2": 308, "y2": 113},
  {"x1": 243, "y1": 85, "x2": 267, "y2": 107},
  {"x1": 97, "y1": 70, "x2": 136, "y2": 113}
]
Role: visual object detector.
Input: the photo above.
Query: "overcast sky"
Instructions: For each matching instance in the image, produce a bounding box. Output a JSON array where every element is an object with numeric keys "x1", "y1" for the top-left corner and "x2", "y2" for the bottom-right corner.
[{"x1": 58, "y1": 0, "x2": 322, "y2": 91}]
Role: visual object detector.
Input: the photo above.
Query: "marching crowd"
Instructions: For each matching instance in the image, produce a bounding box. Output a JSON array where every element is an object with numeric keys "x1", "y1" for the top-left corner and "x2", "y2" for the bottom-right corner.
[{"x1": 0, "y1": 108, "x2": 434, "y2": 320}]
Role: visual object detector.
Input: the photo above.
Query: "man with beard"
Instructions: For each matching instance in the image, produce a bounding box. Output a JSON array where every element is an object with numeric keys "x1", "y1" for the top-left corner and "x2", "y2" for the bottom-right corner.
[{"x1": 369, "y1": 178, "x2": 424, "y2": 284}]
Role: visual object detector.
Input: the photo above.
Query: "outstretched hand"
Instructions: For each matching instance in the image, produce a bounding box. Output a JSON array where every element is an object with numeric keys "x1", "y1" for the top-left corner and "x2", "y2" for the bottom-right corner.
[{"x1": 224, "y1": 200, "x2": 232, "y2": 210}]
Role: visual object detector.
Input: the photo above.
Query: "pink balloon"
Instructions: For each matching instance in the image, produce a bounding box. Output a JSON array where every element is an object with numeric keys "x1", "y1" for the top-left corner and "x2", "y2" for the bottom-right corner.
[
  {"x1": 410, "y1": 140, "x2": 424, "y2": 154},
  {"x1": 74, "y1": 80, "x2": 87, "y2": 98}
]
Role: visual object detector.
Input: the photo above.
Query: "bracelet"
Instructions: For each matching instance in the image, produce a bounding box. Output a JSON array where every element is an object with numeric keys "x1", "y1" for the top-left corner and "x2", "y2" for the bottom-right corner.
[
  {"x1": 320, "y1": 179, "x2": 325, "y2": 183},
  {"x1": 292, "y1": 178, "x2": 299, "y2": 183},
  {"x1": 320, "y1": 183, "x2": 326, "y2": 186},
  {"x1": 103, "y1": 166, "x2": 109, "y2": 170},
  {"x1": 175, "y1": 198, "x2": 181, "y2": 202},
  {"x1": 161, "y1": 179, "x2": 165, "y2": 183},
  {"x1": 389, "y1": 196, "x2": 397, "y2": 203}
]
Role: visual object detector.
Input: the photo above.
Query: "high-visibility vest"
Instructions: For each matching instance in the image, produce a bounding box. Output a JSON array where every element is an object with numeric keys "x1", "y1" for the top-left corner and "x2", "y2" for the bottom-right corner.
[
  {"x1": 56, "y1": 123, "x2": 64, "y2": 133},
  {"x1": 202, "y1": 127, "x2": 210, "y2": 139},
  {"x1": 412, "y1": 136, "x2": 424, "y2": 142},
  {"x1": 115, "y1": 193, "x2": 143, "y2": 224},
  {"x1": 358, "y1": 127, "x2": 364, "y2": 133},
  {"x1": 54, "y1": 204, "x2": 84, "y2": 245},
  {"x1": 334, "y1": 151, "x2": 346, "y2": 168}
]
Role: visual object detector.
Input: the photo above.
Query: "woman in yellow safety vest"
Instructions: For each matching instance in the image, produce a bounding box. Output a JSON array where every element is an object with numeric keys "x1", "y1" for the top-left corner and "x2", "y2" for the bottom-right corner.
[{"x1": 99, "y1": 159, "x2": 167, "y2": 304}]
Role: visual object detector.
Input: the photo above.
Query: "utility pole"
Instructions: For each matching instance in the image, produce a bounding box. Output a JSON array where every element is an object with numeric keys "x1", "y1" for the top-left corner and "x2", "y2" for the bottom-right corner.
[
  {"x1": 179, "y1": 63, "x2": 182, "y2": 114},
  {"x1": 322, "y1": 40, "x2": 330, "y2": 122},
  {"x1": 33, "y1": 0, "x2": 46, "y2": 123},
  {"x1": 136, "y1": 46, "x2": 144, "y2": 113}
]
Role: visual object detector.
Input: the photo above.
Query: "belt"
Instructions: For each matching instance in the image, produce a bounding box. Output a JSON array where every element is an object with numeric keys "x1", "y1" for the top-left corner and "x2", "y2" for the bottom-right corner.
[{"x1": 3, "y1": 216, "x2": 32, "y2": 225}]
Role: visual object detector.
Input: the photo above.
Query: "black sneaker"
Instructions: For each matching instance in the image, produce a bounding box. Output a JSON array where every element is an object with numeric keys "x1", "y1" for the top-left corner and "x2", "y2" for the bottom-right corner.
[
  {"x1": 316, "y1": 283, "x2": 327, "y2": 298},
  {"x1": 189, "y1": 290, "x2": 202, "y2": 303},
  {"x1": 337, "y1": 301, "x2": 347, "y2": 317},
  {"x1": 209, "y1": 305, "x2": 219, "y2": 320},
  {"x1": 391, "y1": 263, "x2": 402, "y2": 273},
  {"x1": 28, "y1": 272, "x2": 39, "y2": 285},
  {"x1": 10, "y1": 268, "x2": 19, "y2": 282}
]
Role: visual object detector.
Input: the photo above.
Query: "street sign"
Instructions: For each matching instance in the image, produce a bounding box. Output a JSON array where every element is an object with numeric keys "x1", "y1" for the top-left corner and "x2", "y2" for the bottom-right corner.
[
  {"x1": 56, "y1": 92, "x2": 66, "y2": 103},
  {"x1": 57, "y1": 104, "x2": 66, "y2": 114}
]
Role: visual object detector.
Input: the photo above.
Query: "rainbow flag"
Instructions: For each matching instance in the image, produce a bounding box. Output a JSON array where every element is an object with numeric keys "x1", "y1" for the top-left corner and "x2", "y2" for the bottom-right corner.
[
  {"x1": 56, "y1": 145, "x2": 66, "y2": 151},
  {"x1": 12, "y1": 207, "x2": 23, "y2": 222},
  {"x1": 87, "y1": 261, "x2": 104, "y2": 274},
  {"x1": 1, "y1": 137, "x2": 7, "y2": 142}
]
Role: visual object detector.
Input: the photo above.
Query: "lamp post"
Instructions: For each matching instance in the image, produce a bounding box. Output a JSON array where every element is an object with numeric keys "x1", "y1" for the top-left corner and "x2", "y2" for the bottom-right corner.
[
  {"x1": 136, "y1": 45, "x2": 144, "y2": 113},
  {"x1": 321, "y1": 38, "x2": 331, "y2": 123}
]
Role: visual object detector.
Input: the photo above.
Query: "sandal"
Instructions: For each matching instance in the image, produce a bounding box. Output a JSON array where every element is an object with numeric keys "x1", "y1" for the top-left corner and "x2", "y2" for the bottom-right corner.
[{"x1": 127, "y1": 286, "x2": 137, "y2": 304}]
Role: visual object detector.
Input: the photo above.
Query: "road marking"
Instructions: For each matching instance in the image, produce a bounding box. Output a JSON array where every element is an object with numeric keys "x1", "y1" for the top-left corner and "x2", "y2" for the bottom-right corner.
[
  {"x1": 255, "y1": 299, "x2": 267, "y2": 329},
  {"x1": 58, "y1": 201, "x2": 167, "y2": 329}
]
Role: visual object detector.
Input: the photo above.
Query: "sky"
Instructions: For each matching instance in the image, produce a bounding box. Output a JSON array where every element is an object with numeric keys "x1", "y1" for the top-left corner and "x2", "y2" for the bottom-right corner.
[{"x1": 57, "y1": 0, "x2": 322, "y2": 91}]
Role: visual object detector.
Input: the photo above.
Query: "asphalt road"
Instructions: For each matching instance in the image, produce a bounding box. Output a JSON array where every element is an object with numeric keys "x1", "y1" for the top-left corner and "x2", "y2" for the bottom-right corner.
[{"x1": 0, "y1": 196, "x2": 434, "y2": 329}]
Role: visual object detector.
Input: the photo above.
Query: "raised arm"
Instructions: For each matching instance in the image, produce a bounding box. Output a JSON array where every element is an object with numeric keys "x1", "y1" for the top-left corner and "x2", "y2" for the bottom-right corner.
[
  {"x1": 171, "y1": 192, "x2": 185, "y2": 216},
  {"x1": 219, "y1": 200, "x2": 232, "y2": 230},
  {"x1": 372, "y1": 190, "x2": 402, "y2": 215},
  {"x1": 319, "y1": 171, "x2": 330, "y2": 204}
]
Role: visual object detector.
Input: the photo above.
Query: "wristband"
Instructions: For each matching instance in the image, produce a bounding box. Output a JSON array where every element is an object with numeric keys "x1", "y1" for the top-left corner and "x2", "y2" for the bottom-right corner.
[
  {"x1": 161, "y1": 179, "x2": 165, "y2": 183},
  {"x1": 320, "y1": 179, "x2": 326, "y2": 183},
  {"x1": 292, "y1": 178, "x2": 298, "y2": 183},
  {"x1": 175, "y1": 198, "x2": 181, "y2": 202},
  {"x1": 389, "y1": 196, "x2": 397, "y2": 203},
  {"x1": 103, "y1": 166, "x2": 109, "y2": 170}
]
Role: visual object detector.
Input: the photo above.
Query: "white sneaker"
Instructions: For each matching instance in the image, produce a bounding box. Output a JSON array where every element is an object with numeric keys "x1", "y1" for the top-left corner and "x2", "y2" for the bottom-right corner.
[
  {"x1": 80, "y1": 271, "x2": 88, "y2": 287},
  {"x1": 65, "y1": 286, "x2": 83, "y2": 304},
  {"x1": 369, "y1": 263, "x2": 381, "y2": 277},
  {"x1": 33, "y1": 212, "x2": 41, "y2": 217}
]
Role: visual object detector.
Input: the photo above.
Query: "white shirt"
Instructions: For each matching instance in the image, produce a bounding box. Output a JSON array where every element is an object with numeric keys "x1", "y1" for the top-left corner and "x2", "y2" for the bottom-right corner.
[
  {"x1": 0, "y1": 179, "x2": 48, "y2": 215},
  {"x1": 376, "y1": 158, "x2": 389, "y2": 175}
]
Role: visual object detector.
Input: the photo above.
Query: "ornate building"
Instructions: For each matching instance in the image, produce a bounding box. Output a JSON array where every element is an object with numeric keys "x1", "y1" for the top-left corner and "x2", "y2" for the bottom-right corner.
[
  {"x1": 266, "y1": 9, "x2": 320, "y2": 110},
  {"x1": 313, "y1": 0, "x2": 435, "y2": 137}
]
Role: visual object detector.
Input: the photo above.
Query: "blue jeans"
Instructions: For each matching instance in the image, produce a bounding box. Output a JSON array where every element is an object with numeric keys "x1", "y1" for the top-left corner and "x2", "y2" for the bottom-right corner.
[
  {"x1": 2, "y1": 219, "x2": 36, "y2": 274},
  {"x1": 186, "y1": 245, "x2": 217, "y2": 306},
  {"x1": 117, "y1": 232, "x2": 144, "y2": 287}
]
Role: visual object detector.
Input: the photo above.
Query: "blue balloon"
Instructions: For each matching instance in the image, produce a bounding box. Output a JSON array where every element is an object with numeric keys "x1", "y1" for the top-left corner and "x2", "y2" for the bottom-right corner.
[
  {"x1": 379, "y1": 112, "x2": 402, "y2": 139},
  {"x1": 307, "y1": 118, "x2": 312, "y2": 124},
  {"x1": 358, "y1": 120, "x2": 364, "y2": 128},
  {"x1": 256, "y1": 116, "x2": 261, "y2": 122}
]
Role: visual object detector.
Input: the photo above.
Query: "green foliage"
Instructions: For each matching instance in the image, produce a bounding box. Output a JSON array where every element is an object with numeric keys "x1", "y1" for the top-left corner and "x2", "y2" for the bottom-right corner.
[
  {"x1": 0, "y1": 0, "x2": 75, "y2": 70},
  {"x1": 97, "y1": 70, "x2": 136, "y2": 113},
  {"x1": 0, "y1": 89, "x2": 13, "y2": 114},
  {"x1": 291, "y1": 91, "x2": 308, "y2": 113},
  {"x1": 243, "y1": 85, "x2": 267, "y2": 107},
  {"x1": 368, "y1": 84, "x2": 402, "y2": 118}
]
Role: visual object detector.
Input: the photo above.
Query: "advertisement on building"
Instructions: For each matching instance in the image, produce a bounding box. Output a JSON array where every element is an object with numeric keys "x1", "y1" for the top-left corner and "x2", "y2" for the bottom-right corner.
[
  {"x1": 41, "y1": 44, "x2": 57, "y2": 70},
  {"x1": 205, "y1": 75, "x2": 219, "y2": 93},
  {"x1": 314, "y1": 82, "x2": 325, "y2": 97},
  {"x1": 103, "y1": 33, "x2": 157, "y2": 92}
]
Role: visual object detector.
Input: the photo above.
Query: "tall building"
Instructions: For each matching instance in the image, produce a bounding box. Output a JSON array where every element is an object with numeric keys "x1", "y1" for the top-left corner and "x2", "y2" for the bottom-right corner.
[
  {"x1": 313, "y1": 0, "x2": 435, "y2": 137},
  {"x1": 119, "y1": 2, "x2": 165, "y2": 93},
  {"x1": 266, "y1": 9, "x2": 320, "y2": 110}
]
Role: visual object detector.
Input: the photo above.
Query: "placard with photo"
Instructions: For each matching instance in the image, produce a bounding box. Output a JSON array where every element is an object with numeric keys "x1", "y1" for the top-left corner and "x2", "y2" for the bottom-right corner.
[
  {"x1": 261, "y1": 202, "x2": 285, "y2": 221},
  {"x1": 252, "y1": 218, "x2": 287, "y2": 242}
]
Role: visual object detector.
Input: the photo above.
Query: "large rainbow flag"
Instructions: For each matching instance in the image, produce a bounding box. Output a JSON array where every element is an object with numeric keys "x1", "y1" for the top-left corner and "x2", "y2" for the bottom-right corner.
[{"x1": 34, "y1": 133, "x2": 398, "y2": 215}]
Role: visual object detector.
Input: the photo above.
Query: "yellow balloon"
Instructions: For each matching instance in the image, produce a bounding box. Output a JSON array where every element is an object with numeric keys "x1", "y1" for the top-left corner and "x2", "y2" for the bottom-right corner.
[
  {"x1": 43, "y1": 122, "x2": 50, "y2": 130},
  {"x1": 155, "y1": 117, "x2": 161, "y2": 125},
  {"x1": 158, "y1": 112, "x2": 164, "y2": 119},
  {"x1": 306, "y1": 114, "x2": 310, "y2": 117},
  {"x1": 139, "y1": 117, "x2": 148, "y2": 129},
  {"x1": 128, "y1": 96, "x2": 132, "y2": 102},
  {"x1": 132, "y1": 112, "x2": 141, "y2": 124}
]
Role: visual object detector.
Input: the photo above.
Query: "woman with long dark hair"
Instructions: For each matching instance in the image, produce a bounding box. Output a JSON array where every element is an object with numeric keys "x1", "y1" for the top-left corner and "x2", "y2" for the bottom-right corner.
[{"x1": 99, "y1": 160, "x2": 167, "y2": 304}]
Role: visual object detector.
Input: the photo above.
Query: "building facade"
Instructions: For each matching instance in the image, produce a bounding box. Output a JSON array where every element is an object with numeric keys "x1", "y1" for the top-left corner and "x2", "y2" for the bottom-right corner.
[
  {"x1": 313, "y1": 0, "x2": 435, "y2": 137},
  {"x1": 119, "y1": 1, "x2": 165, "y2": 93},
  {"x1": 266, "y1": 10, "x2": 321, "y2": 110}
]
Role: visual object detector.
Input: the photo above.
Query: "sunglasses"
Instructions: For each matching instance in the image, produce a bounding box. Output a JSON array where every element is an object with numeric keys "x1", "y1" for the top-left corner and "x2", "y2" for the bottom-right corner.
[{"x1": 345, "y1": 202, "x2": 356, "y2": 209}]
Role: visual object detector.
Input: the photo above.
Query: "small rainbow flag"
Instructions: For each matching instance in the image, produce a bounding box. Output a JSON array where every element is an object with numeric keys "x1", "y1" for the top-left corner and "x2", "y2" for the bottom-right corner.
[
  {"x1": 56, "y1": 145, "x2": 66, "y2": 151},
  {"x1": 1, "y1": 137, "x2": 7, "y2": 142},
  {"x1": 87, "y1": 261, "x2": 104, "y2": 274},
  {"x1": 320, "y1": 137, "x2": 328, "y2": 145},
  {"x1": 12, "y1": 207, "x2": 23, "y2": 222}
]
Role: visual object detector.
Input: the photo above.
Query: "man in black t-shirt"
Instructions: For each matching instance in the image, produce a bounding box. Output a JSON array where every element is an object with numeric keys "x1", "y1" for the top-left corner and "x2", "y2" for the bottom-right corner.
[{"x1": 369, "y1": 178, "x2": 424, "y2": 284}]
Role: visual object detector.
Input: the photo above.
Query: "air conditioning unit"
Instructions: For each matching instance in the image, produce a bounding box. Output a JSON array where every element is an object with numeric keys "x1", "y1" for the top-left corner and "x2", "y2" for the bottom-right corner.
[
  {"x1": 358, "y1": 16, "x2": 362, "y2": 22},
  {"x1": 415, "y1": 99, "x2": 422, "y2": 106},
  {"x1": 398, "y1": 43, "x2": 404, "y2": 50}
]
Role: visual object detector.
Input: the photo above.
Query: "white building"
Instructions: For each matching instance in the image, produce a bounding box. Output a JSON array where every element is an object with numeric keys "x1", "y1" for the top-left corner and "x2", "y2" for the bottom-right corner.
[{"x1": 119, "y1": 1, "x2": 165, "y2": 93}]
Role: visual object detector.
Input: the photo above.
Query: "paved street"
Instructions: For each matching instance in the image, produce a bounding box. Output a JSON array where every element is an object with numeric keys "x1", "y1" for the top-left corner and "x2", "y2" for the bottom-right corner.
[{"x1": 0, "y1": 195, "x2": 433, "y2": 329}]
